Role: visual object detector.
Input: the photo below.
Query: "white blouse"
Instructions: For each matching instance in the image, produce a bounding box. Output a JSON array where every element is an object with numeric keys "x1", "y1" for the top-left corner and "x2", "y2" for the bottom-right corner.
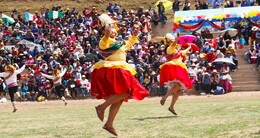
[
  {"x1": 41, "y1": 68, "x2": 67, "y2": 85},
  {"x1": 0, "y1": 65, "x2": 26, "y2": 86}
]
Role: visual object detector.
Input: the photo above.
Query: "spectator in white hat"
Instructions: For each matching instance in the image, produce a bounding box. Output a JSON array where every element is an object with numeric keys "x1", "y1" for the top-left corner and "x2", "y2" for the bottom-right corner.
[{"x1": 80, "y1": 75, "x2": 91, "y2": 97}]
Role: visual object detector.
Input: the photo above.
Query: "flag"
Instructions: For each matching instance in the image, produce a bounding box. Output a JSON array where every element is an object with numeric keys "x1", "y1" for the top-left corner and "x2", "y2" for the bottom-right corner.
[
  {"x1": 2, "y1": 14, "x2": 15, "y2": 24},
  {"x1": 25, "y1": 12, "x2": 36, "y2": 21},
  {"x1": 49, "y1": 11, "x2": 63, "y2": 19}
]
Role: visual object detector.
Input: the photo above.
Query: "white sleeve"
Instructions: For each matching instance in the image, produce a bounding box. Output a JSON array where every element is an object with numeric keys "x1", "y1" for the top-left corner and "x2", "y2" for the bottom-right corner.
[
  {"x1": 41, "y1": 73, "x2": 55, "y2": 80},
  {"x1": 3, "y1": 83, "x2": 6, "y2": 89},
  {"x1": 0, "y1": 72, "x2": 9, "y2": 78},
  {"x1": 16, "y1": 65, "x2": 26, "y2": 74},
  {"x1": 60, "y1": 68, "x2": 67, "y2": 77}
]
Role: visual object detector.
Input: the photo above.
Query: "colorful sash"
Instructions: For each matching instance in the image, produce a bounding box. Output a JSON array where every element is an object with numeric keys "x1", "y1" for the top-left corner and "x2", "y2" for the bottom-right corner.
[
  {"x1": 98, "y1": 42, "x2": 123, "y2": 58},
  {"x1": 165, "y1": 51, "x2": 181, "y2": 62}
]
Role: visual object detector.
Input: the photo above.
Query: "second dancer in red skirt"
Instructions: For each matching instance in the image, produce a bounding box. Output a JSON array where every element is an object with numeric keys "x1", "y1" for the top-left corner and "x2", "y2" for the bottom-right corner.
[{"x1": 152, "y1": 33, "x2": 192, "y2": 115}]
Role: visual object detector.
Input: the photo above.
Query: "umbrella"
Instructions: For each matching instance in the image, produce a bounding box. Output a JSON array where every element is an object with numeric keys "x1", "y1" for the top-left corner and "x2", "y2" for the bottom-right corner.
[
  {"x1": 178, "y1": 35, "x2": 197, "y2": 44},
  {"x1": 154, "y1": 0, "x2": 173, "y2": 10},
  {"x1": 181, "y1": 43, "x2": 200, "y2": 53},
  {"x1": 221, "y1": 28, "x2": 238, "y2": 37},
  {"x1": 212, "y1": 58, "x2": 236, "y2": 67}
]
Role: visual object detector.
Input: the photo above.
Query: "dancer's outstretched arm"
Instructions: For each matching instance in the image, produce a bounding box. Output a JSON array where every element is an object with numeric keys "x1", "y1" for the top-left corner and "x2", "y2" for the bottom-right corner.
[
  {"x1": 16, "y1": 65, "x2": 26, "y2": 74},
  {"x1": 0, "y1": 72, "x2": 9, "y2": 78},
  {"x1": 41, "y1": 73, "x2": 55, "y2": 80}
]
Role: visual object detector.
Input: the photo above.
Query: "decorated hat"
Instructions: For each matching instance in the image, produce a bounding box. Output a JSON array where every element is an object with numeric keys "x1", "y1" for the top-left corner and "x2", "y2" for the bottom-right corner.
[
  {"x1": 98, "y1": 14, "x2": 118, "y2": 27},
  {"x1": 252, "y1": 26, "x2": 259, "y2": 31},
  {"x1": 165, "y1": 33, "x2": 175, "y2": 42}
]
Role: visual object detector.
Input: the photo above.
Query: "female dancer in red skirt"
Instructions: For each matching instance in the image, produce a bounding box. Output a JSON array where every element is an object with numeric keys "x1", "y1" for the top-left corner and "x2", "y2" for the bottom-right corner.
[
  {"x1": 91, "y1": 14, "x2": 149, "y2": 136},
  {"x1": 152, "y1": 33, "x2": 192, "y2": 115}
]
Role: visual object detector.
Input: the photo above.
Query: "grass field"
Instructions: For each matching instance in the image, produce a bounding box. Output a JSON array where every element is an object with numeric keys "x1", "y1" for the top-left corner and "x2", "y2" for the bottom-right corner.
[
  {"x1": 0, "y1": 0, "x2": 159, "y2": 14},
  {"x1": 0, "y1": 92, "x2": 260, "y2": 138}
]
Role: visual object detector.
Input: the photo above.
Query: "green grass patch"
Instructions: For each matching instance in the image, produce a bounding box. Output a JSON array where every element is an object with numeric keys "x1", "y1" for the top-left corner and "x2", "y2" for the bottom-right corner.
[{"x1": 0, "y1": 96, "x2": 260, "y2": 138}]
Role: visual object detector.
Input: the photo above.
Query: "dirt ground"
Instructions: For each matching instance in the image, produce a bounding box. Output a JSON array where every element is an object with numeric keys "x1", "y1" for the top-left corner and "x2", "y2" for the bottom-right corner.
[{"x1": 1, "y1": 91, "x2": 260, "y2": 112}]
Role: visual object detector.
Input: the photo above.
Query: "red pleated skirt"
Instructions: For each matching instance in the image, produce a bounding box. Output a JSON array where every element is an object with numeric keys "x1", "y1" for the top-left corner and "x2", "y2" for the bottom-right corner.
[
  {"x1": 160, "y1": 64, "x2": 192, "y2": 90},
  {"x1": 90, "y1": 68, "x2": 149, "y2": 101}
]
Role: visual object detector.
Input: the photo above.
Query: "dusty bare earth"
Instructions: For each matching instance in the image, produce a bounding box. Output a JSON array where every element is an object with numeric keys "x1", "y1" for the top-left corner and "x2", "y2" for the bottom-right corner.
[{"x1": 1, "y1": 91, "x2": 260, "y2": 112}]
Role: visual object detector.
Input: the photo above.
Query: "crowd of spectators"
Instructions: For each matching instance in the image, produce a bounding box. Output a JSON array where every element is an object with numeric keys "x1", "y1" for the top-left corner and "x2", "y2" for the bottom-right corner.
[{"x1": 0, "y1": 1, "x2": 259, "y2": 102}]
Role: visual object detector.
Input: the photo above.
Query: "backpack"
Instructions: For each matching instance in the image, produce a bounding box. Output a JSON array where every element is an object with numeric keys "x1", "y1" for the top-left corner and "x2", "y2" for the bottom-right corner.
[{"x1": 214, "y1": 86, "x2": 225, "y2": 95}]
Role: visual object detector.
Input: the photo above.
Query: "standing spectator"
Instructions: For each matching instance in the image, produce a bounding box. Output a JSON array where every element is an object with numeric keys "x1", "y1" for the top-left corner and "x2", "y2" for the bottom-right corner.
[
  {"x1": 226, "y1": 0, "x2": 234, "y2": 7},
  {"x1": 239, "y1": 34, "x2": 246, "y2": 49},
  {"x1": 172, "y1": 0, "x2": 180, "y2": 13},
  {"x1": 157, "y1": 1, "x2": 165, "y2": 21},
  {"x1": 183, "y1": 0, "x2": 191, "y2": 11},
  {"x1": 114, "y1": 3, "x2": 120, "y2": 13},
  {"x1": 106, "y1": 3, "x2": 114, "y2": 13},
  {"x1": 20, "y1": 82, "x2": 29, "y2": 101},
  {"x1": 202, "y1": 1, "x2": 209, "y2": 9},
  {"x1": 213, "y1": 0, "x2": 221, "y2": 8},
  {"x1": 195, "y1": 0, "x2": 203, "y2": 10}
]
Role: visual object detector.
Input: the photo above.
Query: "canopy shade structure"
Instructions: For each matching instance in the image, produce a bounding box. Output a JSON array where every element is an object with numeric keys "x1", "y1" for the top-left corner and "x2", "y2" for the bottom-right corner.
[{"x1": 173, "y1": 6, "x2": 260, "y2": 32}]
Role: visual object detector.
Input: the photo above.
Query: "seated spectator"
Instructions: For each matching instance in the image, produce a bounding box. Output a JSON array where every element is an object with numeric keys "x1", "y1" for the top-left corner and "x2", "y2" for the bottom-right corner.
[
  {"x1": 246, "y1": 46, "x2": 257, "y2": 64},
  {"x1": 203, "y1": 72, "x2": 212, "y2": 95},
  {"x1": 206, "y1": 49, "x2": 217, "y2": 63},
  {"x1": 219, "y1": 71, "x2": 232, "y2": 92},
  {"x1": 217, "y1": 36, "x2": 227, "y2": 54},
  {"x1": 220, "y1": 63, "x2": 230, "y2": 74},
  {"x1": 226, "y1": 51, "x2": 238, "y2": 70},
  {"x1": 188, "y1": 63, "x2": 198, "y2": 77},
  {"x1": 67, "y1": 76, "x2": 78, "y2": 99},
  {"x1": 210, "y1": 69, "x2": 220, "y2": 91},
  {"x1": 216, "y1": 50, "x2": 224, "y2": 58},
  {"x1": 80, "y1": 75, "x2": 91, "y2": 97},
  {"x1": 202, "y1": 42, "x2": 212, "y2": 53}
]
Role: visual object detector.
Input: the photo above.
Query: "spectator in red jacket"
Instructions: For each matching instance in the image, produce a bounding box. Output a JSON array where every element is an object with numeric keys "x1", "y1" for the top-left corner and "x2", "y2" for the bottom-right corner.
[{"x1": 206, "y1": 49, "x2": 217, "y2": 62}]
